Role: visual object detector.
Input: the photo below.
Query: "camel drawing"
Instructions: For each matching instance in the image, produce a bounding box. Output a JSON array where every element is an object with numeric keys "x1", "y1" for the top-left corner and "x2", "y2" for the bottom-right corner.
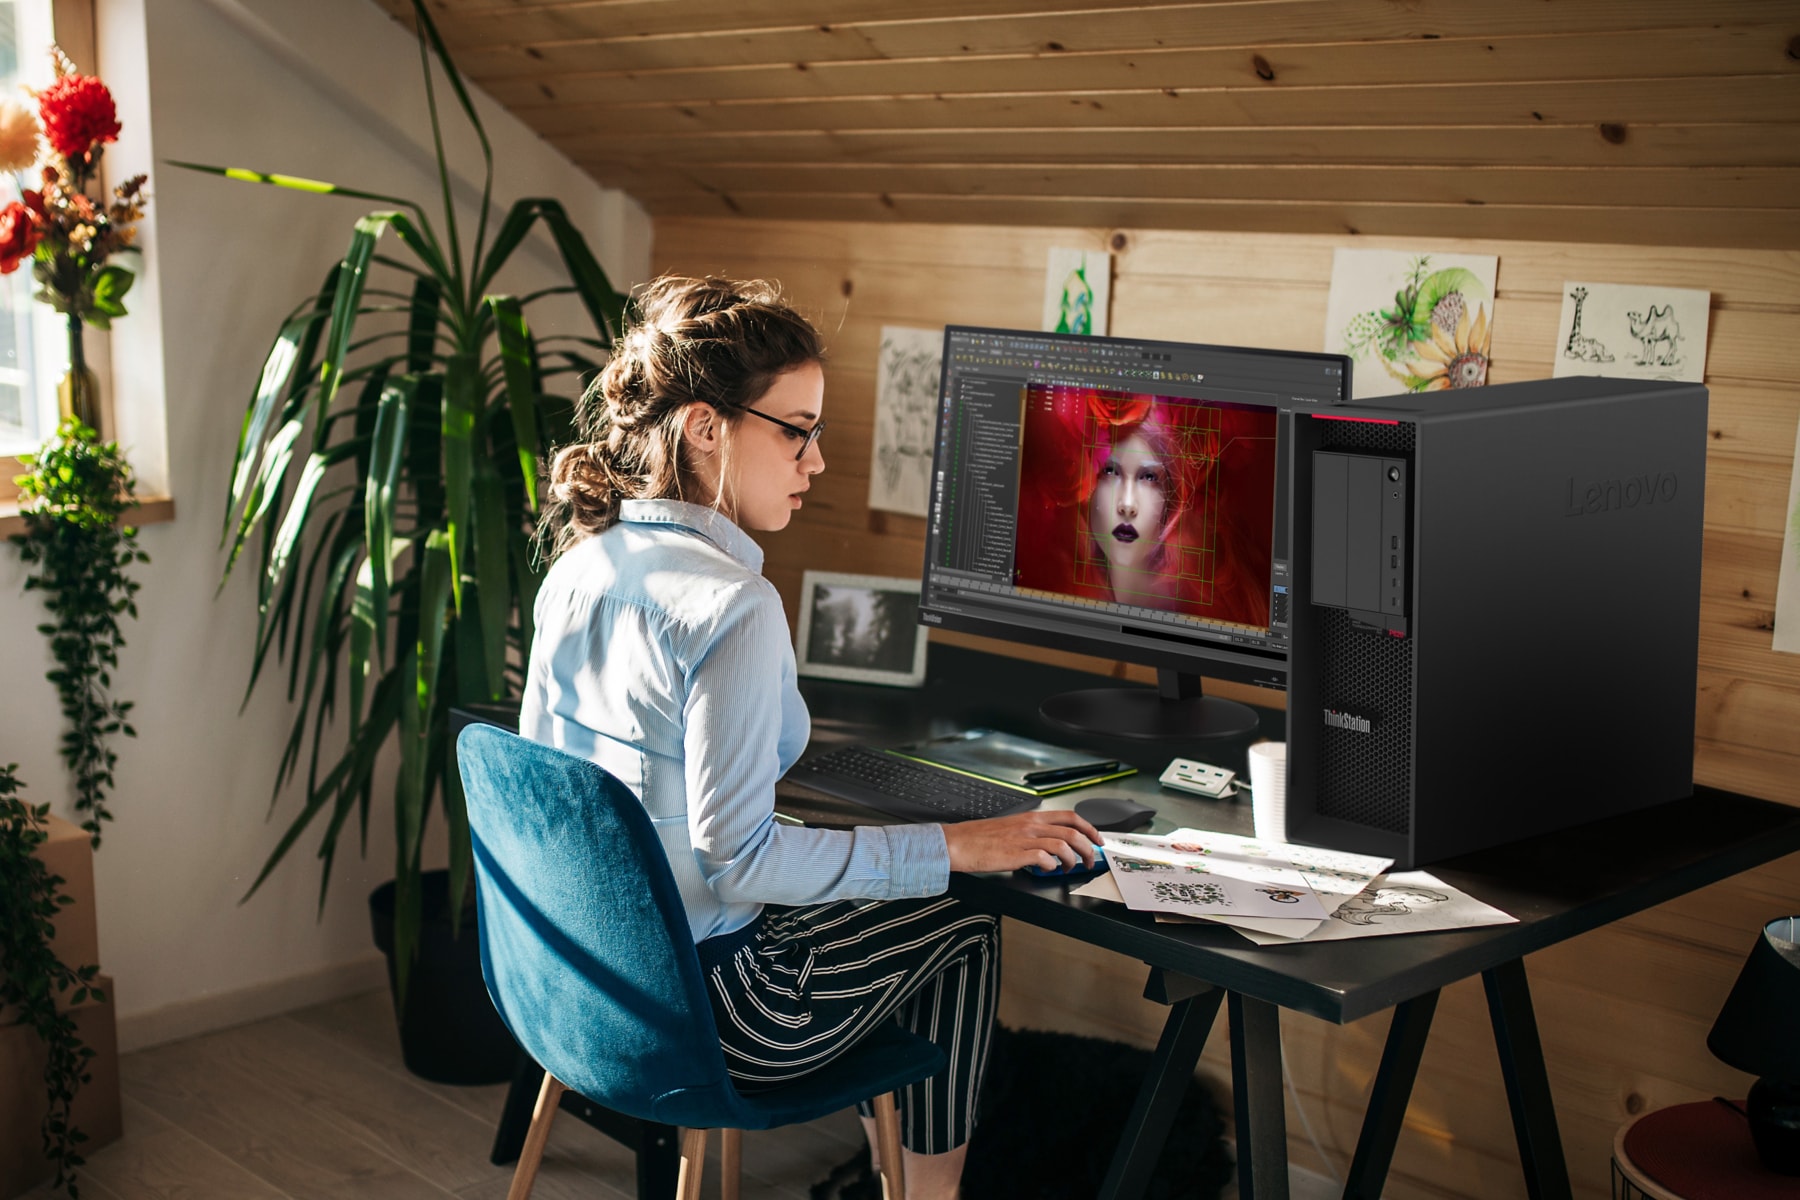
[{"x1": 1626, "y1": 304, "x2": 1683, "y2": 367}]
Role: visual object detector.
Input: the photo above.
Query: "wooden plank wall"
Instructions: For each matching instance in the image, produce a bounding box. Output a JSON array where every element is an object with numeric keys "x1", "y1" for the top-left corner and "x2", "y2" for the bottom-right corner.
[{"x1": 652, "y1": 215, "x2": 1800, "y2": 1200}]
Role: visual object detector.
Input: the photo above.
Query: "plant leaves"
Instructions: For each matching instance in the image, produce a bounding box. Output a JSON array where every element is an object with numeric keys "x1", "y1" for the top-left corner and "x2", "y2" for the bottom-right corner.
[
  {"x1": 471, "y1": 466, "x2": 509, "y2": 699},
  {"x1": 486, "y1": 295, "x2": 540, "y2": 509},
  {"x1": 364, "y1": 376, "x2": 417, "y2": 667},
  {"x1": 441, "y1": 353, "x2": 479, "y2": 611}
]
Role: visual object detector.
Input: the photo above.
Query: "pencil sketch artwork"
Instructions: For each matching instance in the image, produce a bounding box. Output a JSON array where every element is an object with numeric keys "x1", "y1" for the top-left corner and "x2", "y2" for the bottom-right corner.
[
  {"x1": 1042, "y1": 247, "x2": 1112, "y2": 337},
  {"x1": 867, "y1": 325, "x2": 942, "y2": 516},
  {"x1": 1323, "y1": 248, "x2": 1499, "y2": 400},
  {"x1": 1332, "y1": 883, "x2": 1450, "y2": 926},
  {"x1": 1552, "y1": 281, "x2": 1710, "y2": 384},
  {"x1": 1773, "y1": 415, "x2": 1800, "y2": 654}
]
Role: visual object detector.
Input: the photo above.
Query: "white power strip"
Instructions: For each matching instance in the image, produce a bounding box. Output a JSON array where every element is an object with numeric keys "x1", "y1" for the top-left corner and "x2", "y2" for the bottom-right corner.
[{"x1": 1158, "y1": 757, "x2": 1238, "y2": 798}]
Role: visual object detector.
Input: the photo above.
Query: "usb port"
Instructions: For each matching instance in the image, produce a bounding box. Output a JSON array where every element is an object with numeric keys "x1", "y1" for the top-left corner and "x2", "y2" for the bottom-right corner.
[
  {"x1": 1390, "y1": 554, "x2": 1398, "y2": 568},
  {"x1": 1390, "y1": 535, "x2": 1398, "y2": 549}
]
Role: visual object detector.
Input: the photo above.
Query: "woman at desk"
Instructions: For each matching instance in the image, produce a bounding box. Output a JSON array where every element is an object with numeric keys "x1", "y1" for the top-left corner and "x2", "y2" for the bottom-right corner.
[{"x1": 520, "y1": 276, "x2": 1100, "y2": 1199}]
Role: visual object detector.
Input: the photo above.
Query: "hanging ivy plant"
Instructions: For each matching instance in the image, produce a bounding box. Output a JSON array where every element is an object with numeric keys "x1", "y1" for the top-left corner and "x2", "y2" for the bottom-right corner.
[
  {"x1": 10, "y1": 417, "x2": 148, "y2": 846},
  {"x1": 0, "y1": 763, "x2": 104, "y2": 1197}
]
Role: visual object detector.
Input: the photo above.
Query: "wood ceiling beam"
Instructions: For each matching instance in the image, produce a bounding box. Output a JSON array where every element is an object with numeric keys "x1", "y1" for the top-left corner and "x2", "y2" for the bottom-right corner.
[
  {"x1": 430, "y1": 1, "x2": 1784, "y2": 80},
  {"x1": 485, "y1": 25, "x2": 1798, "y2": 110},
  {"x1": 540, "y1": 76, "x2": 1800, "y2": 139},
  {"x1": 566, "y1": 124, "x2": 1800, "y2": 168},
  {"x1": 605, "y1": 164, "x2": 1800, "y2": 210},
  {"x1": 639, "y1": 191, "x2": 1800, "y2": 248}
]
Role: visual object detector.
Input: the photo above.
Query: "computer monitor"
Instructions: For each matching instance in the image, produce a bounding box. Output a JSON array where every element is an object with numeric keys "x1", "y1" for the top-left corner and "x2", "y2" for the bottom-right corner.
[{"x1": 919, "y1": 326, "x2": 1351, "y2": 739}]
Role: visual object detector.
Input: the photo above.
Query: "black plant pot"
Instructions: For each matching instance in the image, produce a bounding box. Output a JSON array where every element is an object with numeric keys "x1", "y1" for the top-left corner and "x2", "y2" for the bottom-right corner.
[{"x1": 369, "y1": 869, "x2": 519, "y2": 1084}]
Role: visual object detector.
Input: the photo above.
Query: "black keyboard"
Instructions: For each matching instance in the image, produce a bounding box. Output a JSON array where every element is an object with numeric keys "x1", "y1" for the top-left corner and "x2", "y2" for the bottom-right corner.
[{"x1": 784, "y1": 745, "x2": 1041, "y2": 822}]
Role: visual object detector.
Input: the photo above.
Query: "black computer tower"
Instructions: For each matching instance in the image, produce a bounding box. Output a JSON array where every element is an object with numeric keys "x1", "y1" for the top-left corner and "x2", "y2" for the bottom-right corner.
[{"x1": 1286, "y1": 377, "x2": 1708, "y2": 869}]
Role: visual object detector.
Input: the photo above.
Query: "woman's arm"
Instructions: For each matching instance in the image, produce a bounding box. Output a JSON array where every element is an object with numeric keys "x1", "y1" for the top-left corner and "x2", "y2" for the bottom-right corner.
[{"x1": 682, "y1": 581, "x2": 950, "y2": 905}]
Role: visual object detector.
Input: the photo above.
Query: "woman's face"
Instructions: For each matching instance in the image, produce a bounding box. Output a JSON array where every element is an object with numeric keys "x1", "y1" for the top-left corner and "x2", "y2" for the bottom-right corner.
[
  {"x1": 1090, "y1": 429, "x2": 1168, "y2": 575},
  {"x1": 721, "y1": 361, "x2": 826, "y2": 532}
]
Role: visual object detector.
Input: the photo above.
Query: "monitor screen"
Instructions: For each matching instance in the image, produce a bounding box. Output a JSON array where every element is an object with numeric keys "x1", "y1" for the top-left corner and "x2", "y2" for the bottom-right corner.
[{"x1": 920, "y1": 326, "x2": 1350, "y2": 709}]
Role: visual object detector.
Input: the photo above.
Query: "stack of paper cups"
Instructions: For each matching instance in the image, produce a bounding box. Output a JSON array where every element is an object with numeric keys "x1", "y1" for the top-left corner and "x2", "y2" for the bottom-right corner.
[{"x1": 1247, "y1": 741, "x2": 1288, "y2": 843}]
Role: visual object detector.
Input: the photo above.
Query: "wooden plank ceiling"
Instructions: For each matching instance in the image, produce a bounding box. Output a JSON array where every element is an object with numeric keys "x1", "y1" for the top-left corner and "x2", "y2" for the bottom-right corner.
[{"x1": 375, "y1": 0, "x2": 1800, "y2": 248}]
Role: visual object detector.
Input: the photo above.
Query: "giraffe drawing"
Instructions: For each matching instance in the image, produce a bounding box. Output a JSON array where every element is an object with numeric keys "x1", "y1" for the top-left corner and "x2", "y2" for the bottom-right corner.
[{"x1": 1562, "y1": 287, "x2": 1614, "y2": 363}]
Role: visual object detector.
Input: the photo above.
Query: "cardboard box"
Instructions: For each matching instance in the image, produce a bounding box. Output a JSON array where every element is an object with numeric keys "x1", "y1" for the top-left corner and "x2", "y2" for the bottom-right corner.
[
  {"x1": 35, "y1": 814, "x2": 100, "y2": 980},
  {"x1": 0, "y1": 975, "x2": 121, "y2": 1199},
  {"x1": 0, "y1": 815, "x2": 117, "y2": 1198}
]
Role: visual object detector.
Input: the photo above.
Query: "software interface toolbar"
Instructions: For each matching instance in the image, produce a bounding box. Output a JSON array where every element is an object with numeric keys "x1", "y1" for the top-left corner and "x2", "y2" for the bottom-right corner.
[{"x1": 922, "y1": 327, "x2": 1348, "y2": 662}]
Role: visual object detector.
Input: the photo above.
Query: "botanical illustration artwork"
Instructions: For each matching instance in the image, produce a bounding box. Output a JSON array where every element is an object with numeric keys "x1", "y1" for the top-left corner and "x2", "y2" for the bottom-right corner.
[
  {"x1": 1324, "y1": 249, "x2": 1499, "y2": 400},
  {"x1": 1042, "y1": 246, "x2": 1111, "y2": 336},
  {"x1": 1773, "y1": 415, "x2": 1800, "y2": 654},
  {"x1": 1552, "y1": 281, "x2": 1710, "y2": 384},
  {"x1": 867, "y1": 325, "x2": 942, "y2": 516}
]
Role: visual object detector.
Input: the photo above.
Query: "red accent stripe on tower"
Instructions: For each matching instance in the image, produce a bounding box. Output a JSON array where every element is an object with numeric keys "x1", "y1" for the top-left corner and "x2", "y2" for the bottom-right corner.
[{"x1": 1312, "y1": 414, "x2": 1401, "y2": 425}]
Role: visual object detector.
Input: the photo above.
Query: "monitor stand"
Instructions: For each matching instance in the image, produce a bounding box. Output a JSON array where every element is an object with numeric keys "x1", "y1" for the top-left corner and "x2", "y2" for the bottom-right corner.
[{"x1": 1038, "y1": 669, "x2": 1260, "y2": 741}]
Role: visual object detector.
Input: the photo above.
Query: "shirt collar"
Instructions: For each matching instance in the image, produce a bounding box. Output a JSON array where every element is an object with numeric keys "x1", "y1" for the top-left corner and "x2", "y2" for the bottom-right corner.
[{"x1": 618, "y1": 498, "x2": 765, "y2": 573}]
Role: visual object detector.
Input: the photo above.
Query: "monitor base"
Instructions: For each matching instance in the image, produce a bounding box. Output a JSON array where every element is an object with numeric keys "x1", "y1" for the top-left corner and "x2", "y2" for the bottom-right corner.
[{"x1": 1039, "y1": 672, "x2": 1261, "y2": 741}]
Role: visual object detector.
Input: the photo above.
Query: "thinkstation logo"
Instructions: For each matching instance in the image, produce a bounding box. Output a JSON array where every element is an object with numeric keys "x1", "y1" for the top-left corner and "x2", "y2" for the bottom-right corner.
[{"x1": 1323, "y1": 708, "x2": 1373, "y2": 734}]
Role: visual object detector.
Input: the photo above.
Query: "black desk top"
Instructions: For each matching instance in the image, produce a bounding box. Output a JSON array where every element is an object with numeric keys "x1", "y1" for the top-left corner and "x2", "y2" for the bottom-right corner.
[{"x1": 782, "y1": 645, "x2": 1800, "y2": 1024}]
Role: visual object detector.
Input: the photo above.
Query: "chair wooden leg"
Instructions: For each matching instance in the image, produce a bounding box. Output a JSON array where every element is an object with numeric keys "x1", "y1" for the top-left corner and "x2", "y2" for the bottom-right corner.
[
  {"x1": 872, "y1": 1092, "x2": 906, "y2": 1200},
  {"x1": 676, "y1": 1126, "x2": 709, "y2": 1200},
  {"x1": 721, "y1": 1127, "x2": 742, "y2": 1200},
  {"x1": 505, "y1": 1073, "x2": 567, "y2": 1200}
]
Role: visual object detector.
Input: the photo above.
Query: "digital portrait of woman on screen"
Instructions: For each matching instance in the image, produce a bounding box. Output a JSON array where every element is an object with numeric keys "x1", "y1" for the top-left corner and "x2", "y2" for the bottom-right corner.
[{"x1": 1012, "y1": 385, "x2": 1279, "y2": 632}]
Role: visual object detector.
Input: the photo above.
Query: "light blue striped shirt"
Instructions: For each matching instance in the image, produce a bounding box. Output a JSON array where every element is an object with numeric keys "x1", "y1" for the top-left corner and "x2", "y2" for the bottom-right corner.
[{"x1": 519, "y1": 498, "x2": 951, "y2": 944}]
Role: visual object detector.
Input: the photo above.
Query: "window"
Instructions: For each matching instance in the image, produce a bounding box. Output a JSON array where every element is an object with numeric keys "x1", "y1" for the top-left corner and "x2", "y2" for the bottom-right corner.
[{"x1": 0, "y1": 0, "x2": 82, "y2": 502}]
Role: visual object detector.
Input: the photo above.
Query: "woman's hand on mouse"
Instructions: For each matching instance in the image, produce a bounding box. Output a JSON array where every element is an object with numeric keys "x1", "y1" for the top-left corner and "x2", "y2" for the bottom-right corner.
[{"x1": 941, "y1": 811, "x2": 1103, "y2": 873}]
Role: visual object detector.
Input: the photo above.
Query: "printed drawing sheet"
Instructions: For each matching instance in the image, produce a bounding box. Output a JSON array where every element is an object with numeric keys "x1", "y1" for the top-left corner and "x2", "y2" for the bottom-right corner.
[
  {"x1": 1232, "y1": 870, "x2": 1517, "y2": 945},
  {"x1": 1551, "y1": 281, "x2": 1709, "y2": 384},
  {"x1": 867, "y1": 325, "x2": 943, "y2": 516},
  {"x1": 1102, "y1": 831, "x2": 1332, "y2": 921},
  {"x1": 1082, "y1": 830, "x2": 1390, "y2": 938}
]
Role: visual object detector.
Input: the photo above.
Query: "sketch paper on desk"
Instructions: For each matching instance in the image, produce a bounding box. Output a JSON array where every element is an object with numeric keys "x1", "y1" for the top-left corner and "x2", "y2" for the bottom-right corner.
[
  {"x1": 1551, "y1": 281, "x2": 1709, "y2": 384},
  {"x1": 868, "y1": 326, "x2": 943, "y2": 516},
  {"x1": 1043, "y1": 247, "x2": 1111, "y2": 336},
  {"x1": 1104, "y1": 833, "x2": 1328, "y2": 920},
  {"x1": 1093, "y1": 829, "x2": 1390, "y2": 936},
  {"x1": 1774, "y1": 414, "x2": 1800, "y2": 654},
  {"x1": 1232, "y1": 871, "x2": 1517, "y2": 945},
  {"x1": 1325, "y1": 249, "x2": 1498, "y2": 400}
]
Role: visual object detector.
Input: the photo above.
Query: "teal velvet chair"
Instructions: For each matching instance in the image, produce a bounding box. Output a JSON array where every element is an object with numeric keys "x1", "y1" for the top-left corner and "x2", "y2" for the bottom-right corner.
[{"x1": 456, "y1": 725, "x2": 945, "y2": 1200}]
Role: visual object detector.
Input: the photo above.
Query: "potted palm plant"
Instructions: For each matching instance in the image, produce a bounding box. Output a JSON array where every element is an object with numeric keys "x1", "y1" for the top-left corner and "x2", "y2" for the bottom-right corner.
[{"x1": 182, "y1": 0, "x2": 626, "y2": 1081}]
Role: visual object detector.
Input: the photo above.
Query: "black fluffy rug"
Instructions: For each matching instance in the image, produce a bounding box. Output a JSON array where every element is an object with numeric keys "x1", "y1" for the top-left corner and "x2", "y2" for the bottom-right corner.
[{"x1": 811, "y1": 1025, "x2": 1231, "y2": 1200}]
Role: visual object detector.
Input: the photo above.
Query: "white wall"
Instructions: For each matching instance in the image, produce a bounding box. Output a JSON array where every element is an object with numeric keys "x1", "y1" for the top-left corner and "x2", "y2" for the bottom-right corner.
[{"x1": 0, "y1": 0, "x2": 650, "y2": 1049}]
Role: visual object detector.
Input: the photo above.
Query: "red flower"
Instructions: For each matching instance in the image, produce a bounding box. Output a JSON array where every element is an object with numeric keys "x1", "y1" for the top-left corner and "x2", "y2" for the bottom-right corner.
[
  {"x1": 0, "y1": 201, "x2": 42, "y2": 273},
  {"x1": 37, "y1": 73, "x2": 120, "y2": 161}
]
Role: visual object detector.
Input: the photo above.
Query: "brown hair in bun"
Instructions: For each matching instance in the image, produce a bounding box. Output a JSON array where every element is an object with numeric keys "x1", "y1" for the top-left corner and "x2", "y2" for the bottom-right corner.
[{"x1": 540, "y1": 275, "x2": 824, "y2": 559}]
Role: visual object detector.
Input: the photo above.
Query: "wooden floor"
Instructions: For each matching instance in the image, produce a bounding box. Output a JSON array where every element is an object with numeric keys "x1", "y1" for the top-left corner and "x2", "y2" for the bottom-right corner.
[{"x1": 20, "y1": 988, "x2": 867, "y2": 1200}]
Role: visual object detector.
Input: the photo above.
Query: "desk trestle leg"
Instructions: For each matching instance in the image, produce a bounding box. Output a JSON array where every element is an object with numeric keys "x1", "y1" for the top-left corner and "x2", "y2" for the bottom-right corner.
[
  {"x1": 1483, "y1": 959, "x2": 1573, "y2": 1200},
  {"x1": 1095, "y1": 974, "x2": 1224, "y2": 1200},
  {"x1": 1343, "y1": 989, "x2": 1440, "y2": 1200},
  {"x1": 1230, "y1": 994, "x2": 1290, "y2": 1200}
]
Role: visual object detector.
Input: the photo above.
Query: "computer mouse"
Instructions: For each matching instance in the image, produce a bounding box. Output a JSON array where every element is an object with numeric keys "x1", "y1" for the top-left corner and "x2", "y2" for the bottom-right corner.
[
  {"x1": 1022, "y1": 847, "x2": 1109, "y2": 878},
  {"x1": 1074, "y1": 795, "x2": 1156, "y2": 833}
]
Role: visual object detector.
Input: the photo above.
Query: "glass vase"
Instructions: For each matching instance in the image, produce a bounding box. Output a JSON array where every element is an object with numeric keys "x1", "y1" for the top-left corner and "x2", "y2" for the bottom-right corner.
[
  {"x1": 57, "y1": 313, "x2": 99, "y2": 431},
  {"x1": 57, "y1": 363, "x2": 100, "y2": 430}
]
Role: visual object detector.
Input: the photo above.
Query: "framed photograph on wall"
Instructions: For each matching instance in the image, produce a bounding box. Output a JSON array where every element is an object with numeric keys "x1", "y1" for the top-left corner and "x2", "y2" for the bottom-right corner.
[{"x1": 795, "y1": 571, "x2": 929, "y2": 687}]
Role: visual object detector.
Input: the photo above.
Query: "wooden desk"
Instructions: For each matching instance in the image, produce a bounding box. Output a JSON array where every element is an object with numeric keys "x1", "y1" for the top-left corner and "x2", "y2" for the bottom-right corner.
[{"x1": 781, "y1": 645, "x2": 1800, "y2": 1200}]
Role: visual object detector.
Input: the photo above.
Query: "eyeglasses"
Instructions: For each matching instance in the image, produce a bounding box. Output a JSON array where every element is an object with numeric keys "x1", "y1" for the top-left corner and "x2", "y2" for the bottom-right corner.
[{"x1": 740, "y1": 407, "x2": 827, "y2": 461}]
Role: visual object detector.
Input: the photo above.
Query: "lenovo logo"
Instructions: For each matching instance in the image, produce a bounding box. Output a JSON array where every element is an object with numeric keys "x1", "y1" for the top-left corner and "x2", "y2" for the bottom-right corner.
[
  {"x1": 1565, "y1": 472, "x2": 1677, "y2": 516},
  {"x1": 1323, "y1": 708, "x2": 1373, "y2": 734}
]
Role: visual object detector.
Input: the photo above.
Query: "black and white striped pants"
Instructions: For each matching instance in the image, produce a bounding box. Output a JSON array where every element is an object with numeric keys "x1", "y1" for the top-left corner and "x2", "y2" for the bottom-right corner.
[{"x1": 698, "y1": 896, "x2": 1001, "y2": 1155}]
